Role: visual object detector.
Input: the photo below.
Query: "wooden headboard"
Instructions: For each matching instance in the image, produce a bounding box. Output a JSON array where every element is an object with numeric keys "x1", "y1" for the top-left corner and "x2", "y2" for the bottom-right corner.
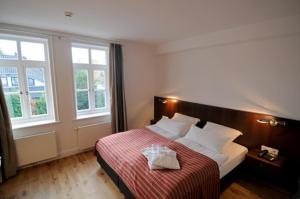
[{"x1": 154, "y1": 96, "x2": 300, "y2": 168}]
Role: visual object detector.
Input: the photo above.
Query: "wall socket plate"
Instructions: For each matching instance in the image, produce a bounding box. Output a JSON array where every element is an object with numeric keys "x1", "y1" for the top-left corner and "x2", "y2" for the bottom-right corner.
[{"x1": 261, "y1": 145, "x2": 279, "y2": 156}]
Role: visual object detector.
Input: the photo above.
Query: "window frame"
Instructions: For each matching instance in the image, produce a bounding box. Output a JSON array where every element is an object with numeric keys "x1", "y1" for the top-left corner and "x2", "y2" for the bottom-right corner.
[
  {"x1": 0, "y1": 33, "x2": 56, "y2": 125},
  {"x1": 71, "y1": 43, "x2": 110, "y2": 118}
]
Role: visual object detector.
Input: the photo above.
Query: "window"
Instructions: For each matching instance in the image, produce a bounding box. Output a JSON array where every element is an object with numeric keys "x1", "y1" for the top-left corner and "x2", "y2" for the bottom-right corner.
[
  {"x1": 71, "y1": 43, "x2": 109, "y2": 118},
  {"x1": 0, "y1": 34, "x2": 55, "y2": 125}
]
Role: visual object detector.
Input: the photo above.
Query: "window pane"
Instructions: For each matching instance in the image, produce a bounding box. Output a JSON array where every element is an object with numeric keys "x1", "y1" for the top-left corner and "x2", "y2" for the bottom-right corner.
[
  {"x1": 72, "y1": 47, "x2": 89, "y2": 64},
  {"x1": 75, "y1": 69, "x2": 88, "y2": 89},
  {"x1": 93, "y1": 70, "x2": 105, "y2": 89},
  {"x1": 21, "y1": 41, "x2": 45, "y2": 61},
  {"x1": 0, "y1": 67, "x2": 20, "y2": 92},
  {"x1": 11, "y1": 77, "x2": 19, "y2": 86},
  {"x1": 91, "y1": 49, "x2": 106, "y2": 65},
  {"x1": 26, "y1": 68, "x2": 45, "y2": 92},
  {"x1": 0, "y1": 39, "x2": 18, "y2": 60},
  {"x1": 29, "y1": 92, "x2": 47, "y2": 116},
  {"x1": 95, "y1": 90, "x2": 105, "y2": 108},
  {"x1": 5, "y1": 94, "x2": 22, "y2": 118},
  {"x1": 76, "y1": 91, "x2": 89, "y2": 110},
  {"x1": 1, "y1": 77, "x2": 7, "y2": 86}
]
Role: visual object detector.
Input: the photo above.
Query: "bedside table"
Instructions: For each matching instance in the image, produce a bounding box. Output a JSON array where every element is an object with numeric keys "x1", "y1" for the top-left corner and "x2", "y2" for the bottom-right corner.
[{"x1": 245, "y1": 149, "x2": 286, "y2": 185}]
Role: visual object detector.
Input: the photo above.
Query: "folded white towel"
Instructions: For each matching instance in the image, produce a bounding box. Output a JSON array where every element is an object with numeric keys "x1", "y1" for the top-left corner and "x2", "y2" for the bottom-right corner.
[{"x1": 141, "y1": 144, "x2": 180, "y2": 170}]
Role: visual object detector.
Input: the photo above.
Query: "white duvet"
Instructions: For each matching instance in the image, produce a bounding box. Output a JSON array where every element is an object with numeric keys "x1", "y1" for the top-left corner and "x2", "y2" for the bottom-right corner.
[{"x1": 176, "y1": 137, "x2": 228, "y2": 167}]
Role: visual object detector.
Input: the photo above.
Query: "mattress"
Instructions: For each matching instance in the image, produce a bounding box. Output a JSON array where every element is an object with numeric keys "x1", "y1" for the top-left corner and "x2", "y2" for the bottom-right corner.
[{"x1": 219, "y1": 142, "x2": 248, "y2": 178}]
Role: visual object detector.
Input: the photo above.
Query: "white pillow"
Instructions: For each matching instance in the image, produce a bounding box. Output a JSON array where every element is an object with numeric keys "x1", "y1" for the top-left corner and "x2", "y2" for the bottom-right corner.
[
  {"x1": 155, "y1": 117, "x2": 191, "y2": 137},
  {"x1": 172, "y1": 113, "x2": 200, "y2": 126},
  {"x1": 185, "y1": 125, "x2": 231, "y2": 153},
  {"x1": 203, "y1": 122, "x2": 242, "y2": 142}
]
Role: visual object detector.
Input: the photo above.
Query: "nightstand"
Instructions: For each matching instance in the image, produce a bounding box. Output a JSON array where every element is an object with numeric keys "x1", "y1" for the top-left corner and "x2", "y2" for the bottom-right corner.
[{"x1": 245, "y1": 149, "x2": 286, "y2": 188}]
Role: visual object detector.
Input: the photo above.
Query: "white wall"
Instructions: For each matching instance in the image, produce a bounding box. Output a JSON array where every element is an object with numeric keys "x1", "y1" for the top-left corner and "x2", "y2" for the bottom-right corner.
[
  {"x1": 0, "y1": 24, "x2": 158, "y2": 165},
  {"x1": 157, "y1": 15, "x2": 300, "y2": 121},
  {"x1": 123, "y1": 42, "x2": 159, "y2": 129}
]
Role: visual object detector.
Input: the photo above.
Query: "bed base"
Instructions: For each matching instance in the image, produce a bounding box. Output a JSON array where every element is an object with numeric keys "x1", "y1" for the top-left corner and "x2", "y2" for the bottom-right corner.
[{"x1": 96, "y1": 152, "x2": 135, "y2": 199}]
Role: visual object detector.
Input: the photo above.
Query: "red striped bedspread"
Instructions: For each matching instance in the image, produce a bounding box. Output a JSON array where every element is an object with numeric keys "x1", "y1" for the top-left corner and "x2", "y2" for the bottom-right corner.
[{"x1": 95, "y1": 128, "x2": 220, "y2": 199}]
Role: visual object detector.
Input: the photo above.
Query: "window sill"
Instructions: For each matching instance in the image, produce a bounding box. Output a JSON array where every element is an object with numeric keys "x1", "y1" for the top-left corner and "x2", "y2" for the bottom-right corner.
[
  {"x1": 12, "y1": 120, "x2": 60, "y2": 130},
  {"x1": 75, "y1": 112, "x2": 111, "y2": 121}
]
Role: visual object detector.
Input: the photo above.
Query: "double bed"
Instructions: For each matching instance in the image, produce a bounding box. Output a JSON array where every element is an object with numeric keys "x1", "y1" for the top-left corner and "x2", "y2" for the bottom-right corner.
[{"x1": 95, "y1": 118, "x2": 248, "y2": 199}]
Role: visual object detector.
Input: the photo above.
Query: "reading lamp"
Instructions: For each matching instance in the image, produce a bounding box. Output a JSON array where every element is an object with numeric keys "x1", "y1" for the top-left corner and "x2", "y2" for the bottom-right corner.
[
  {"x1": 158, "y1": 99, "x2": 168, "y2": 104},
  {"x1": 257, "y1": 118, "x2": 286, "y2": 126},
  {"x1": 158, "y1": 98, "x2": 178, "y2": 104}
]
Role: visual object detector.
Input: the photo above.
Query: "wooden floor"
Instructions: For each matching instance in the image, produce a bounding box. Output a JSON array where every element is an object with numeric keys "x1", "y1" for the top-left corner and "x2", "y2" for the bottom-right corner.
[{"x1": 0, "y1": 151, "x2": 291, "y2": 199}]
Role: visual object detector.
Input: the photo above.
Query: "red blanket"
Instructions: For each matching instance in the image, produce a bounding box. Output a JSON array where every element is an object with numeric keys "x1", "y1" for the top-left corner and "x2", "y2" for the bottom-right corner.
[{"x1": 96, "y1": 128, "x2": 219, "y2": 199}]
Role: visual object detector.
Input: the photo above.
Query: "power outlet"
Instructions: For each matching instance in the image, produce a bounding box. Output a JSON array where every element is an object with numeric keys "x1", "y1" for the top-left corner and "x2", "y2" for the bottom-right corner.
[{"x1": 261, "y1": 145, "x2": 279, "y2": 156}]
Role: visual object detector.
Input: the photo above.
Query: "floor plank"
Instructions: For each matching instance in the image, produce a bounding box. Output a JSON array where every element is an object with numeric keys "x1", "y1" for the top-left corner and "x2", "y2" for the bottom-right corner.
[
  {"x1": 221, "y1": 183, "x2": 262, "y2": 199},
  {"x1": 0, "y1": 151, "x2": 291, "y2": 199}
]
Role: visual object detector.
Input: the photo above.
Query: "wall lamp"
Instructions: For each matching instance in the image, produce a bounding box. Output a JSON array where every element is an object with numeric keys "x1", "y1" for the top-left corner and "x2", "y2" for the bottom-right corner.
[
  {"x1": 159, "y1": 99, "x2": 168, "y2": 104},
  {"x1": 158, "y1": 98, "x2": 178, "y2": 104},
  {"x1": 257, "y1": 118, "x2": 286, "y2": 126}
]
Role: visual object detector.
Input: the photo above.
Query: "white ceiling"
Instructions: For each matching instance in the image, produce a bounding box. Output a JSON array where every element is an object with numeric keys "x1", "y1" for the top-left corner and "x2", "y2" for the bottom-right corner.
[{"x1": 0, "y1": 0, "x2": 300, "y2": 44}]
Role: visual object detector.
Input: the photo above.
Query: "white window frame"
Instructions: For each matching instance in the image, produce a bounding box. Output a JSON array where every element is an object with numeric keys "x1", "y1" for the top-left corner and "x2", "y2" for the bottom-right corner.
[
  {"x1": 0, "y1": 33, "x2": 55, "y2": 125},
  {"x1": 71, "y1": 43, "x2": 110, "y2": 118}
]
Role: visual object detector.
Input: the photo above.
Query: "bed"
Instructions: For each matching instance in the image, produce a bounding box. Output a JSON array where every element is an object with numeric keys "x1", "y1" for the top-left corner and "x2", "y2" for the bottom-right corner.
[{"x1": 95, "y1": 123, "x2": 248, "y2": 199}]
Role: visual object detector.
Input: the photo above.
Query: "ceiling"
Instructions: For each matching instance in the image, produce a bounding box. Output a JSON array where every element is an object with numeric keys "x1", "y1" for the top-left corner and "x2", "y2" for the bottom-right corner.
[{"x1": 0, "y1": 0, "x2": 300, "y2": 44}]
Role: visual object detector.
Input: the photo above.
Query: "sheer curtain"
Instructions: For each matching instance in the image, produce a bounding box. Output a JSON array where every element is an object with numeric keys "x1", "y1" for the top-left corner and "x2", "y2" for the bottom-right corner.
[
  {"x1": 109, "y1": 43, "x2": 128, "y2": 133},
  {"x1": 0, "y1": 80, "x2": 17, "y2": 180}
]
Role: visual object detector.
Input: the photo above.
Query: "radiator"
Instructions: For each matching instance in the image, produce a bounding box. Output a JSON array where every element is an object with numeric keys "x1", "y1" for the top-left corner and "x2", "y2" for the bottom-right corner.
[
  {"x1": 76, "y1": 123, "x2": 111, "y2": 150},
  {"x1": 15, "y1": 131, "x2": 58, "y2": 166}
]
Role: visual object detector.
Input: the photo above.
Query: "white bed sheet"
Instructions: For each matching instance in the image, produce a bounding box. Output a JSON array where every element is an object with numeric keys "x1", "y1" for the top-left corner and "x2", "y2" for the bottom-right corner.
[
  {"x1": 219, "y1": 142, "x2": 248, "y2": 178},
  {"x1": 146, "y1": 125, "x2": 181, "y2": 140}
]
